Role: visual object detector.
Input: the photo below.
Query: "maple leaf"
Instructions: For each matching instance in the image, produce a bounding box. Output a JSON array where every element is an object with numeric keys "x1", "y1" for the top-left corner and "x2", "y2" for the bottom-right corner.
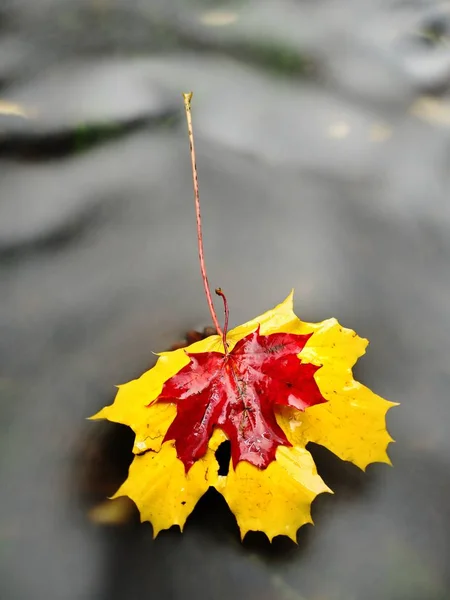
[
  {"x1": 90, "y1": 92, "x2": 397, "y2": 541},
  {"x1": 158, "y1": 328, "x2": 326, "y2": 472},
  {"x1": 90, "y1": 291, "x2": 397, "y2": 541}
]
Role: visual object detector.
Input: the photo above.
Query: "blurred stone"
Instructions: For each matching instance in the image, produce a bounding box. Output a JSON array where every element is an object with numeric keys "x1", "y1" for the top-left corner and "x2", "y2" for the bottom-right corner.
[
  {"x1": 0, "y1": 58, "x2": 178, "y2": 143},
  {"x1": 1, "y1": 1, "x2": 450, "y2": 600}
]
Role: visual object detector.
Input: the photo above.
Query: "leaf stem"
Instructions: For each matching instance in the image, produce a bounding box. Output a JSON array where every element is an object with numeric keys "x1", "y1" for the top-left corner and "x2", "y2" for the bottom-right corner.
[
  {"x1": 215, "y1": 288, "x2": 229, "y2": 352},
  {"x1": 182, "y1": 92, "x2": 224, "y2": 340}
]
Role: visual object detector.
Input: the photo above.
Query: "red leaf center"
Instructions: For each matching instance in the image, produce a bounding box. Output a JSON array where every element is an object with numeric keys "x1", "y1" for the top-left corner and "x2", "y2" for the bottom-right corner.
[{"x1": 155, "y1": 328, "x2": 327, "y2": 472}]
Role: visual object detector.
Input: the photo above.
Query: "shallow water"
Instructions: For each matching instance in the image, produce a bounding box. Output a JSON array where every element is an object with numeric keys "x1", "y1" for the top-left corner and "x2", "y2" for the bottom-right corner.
[{"x1": 1, "y1": 1, "x2": 450, "y2": 599}]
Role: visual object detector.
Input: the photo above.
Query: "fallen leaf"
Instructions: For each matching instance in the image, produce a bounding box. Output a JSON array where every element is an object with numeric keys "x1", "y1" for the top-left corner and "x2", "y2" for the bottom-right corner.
[
  {"x1": 0, "y1": 100, "x2": 35, "y2": 119},
  {"x1": 410, "y1": 96, "x2": 450, "y2": 127},
  {"x1": 88, "y1": 496, "x2": 135, "y2": 526},
  {"x1": 91, "y1": 291, "x2": 397, "y2": 541},
  {"x1": 199, "y1": 11, "x2": 239, "y2": 27}
]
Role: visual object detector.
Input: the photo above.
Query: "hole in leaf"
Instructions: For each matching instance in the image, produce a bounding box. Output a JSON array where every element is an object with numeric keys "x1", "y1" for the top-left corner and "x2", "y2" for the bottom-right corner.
[{"x1": 215, "y1": 440, "x2": 231, "y2": 476}]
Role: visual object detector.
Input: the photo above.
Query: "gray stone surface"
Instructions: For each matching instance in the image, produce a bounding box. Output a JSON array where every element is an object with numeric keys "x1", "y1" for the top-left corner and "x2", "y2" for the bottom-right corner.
[{"x1": 1, "y1": 1, "x2": 450, "y2": 599}]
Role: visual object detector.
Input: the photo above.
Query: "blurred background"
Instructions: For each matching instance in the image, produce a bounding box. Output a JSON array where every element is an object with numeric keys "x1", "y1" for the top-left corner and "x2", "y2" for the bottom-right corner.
[{"x1": 1, "y1": 0, "x2": 450, "y2": 598}]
